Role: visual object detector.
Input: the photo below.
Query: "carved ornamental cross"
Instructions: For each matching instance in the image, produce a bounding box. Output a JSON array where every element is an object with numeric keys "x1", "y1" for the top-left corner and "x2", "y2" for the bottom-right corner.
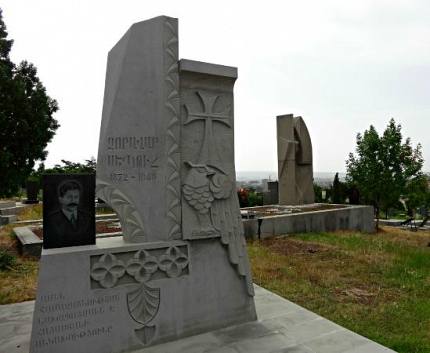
[{"x1": 183, "y1": 91, "x2": 231, "y2": 164}]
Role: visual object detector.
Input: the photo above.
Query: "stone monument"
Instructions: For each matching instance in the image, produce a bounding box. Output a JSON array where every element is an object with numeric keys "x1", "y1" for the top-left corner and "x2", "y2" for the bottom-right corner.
[
  {"x1": 30, "y1": 16, "x2": 256, "y2": 353},
  {"x1": 277, "y1": 114, "x2": 314, "y2": 205}
]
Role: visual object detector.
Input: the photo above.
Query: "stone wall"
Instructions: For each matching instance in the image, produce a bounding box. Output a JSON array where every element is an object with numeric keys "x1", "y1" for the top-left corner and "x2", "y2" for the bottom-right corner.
[{"x1": 243, "y1": 205, "x2": 375, "y2": 239}]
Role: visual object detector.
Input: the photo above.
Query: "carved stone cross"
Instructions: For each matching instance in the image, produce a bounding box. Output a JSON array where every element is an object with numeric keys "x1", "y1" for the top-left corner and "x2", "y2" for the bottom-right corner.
[{"x1": 183, "y1": 91, "x2": 231, "y2": 164}]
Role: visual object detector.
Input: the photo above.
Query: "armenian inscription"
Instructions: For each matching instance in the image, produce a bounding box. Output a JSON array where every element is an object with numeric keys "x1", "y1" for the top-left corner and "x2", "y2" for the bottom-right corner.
[
  {"x1": 33, "y1": 293, "x2": 120, "y2": 349},
  {"x1": 100, "y1": 135, "x2": 161, "y2": 184}
]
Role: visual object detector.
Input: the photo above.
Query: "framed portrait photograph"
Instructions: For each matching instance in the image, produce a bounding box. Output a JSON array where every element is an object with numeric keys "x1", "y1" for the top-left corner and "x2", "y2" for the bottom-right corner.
[{"x1": 43, "y1": 174, "x2": 95, "y2": 249}]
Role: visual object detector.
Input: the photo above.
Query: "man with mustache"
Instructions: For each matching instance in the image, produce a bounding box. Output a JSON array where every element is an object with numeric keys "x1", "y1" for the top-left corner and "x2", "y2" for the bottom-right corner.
[{"x1": 45, "y1": 179, "x2": 93, "y2": 248}]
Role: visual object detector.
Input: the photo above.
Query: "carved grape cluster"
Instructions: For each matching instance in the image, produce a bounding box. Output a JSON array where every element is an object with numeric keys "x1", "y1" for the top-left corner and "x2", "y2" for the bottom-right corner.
[{"x1": 90, "y1": 246, "x2": 188, "y2": 288}]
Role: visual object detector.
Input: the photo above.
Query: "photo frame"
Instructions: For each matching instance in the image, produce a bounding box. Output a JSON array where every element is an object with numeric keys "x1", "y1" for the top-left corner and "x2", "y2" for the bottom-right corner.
[{"x1": 42, "y1": 174, "x2": 95, "y2": 249}]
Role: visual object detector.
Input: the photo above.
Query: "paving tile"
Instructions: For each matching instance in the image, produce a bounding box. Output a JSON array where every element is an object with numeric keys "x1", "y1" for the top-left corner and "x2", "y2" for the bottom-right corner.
[
  {"x1": 0, "y1": 286, "x2": 397, "y2": 353},
  {"x1": 278, "y1": 318, "x2": 344, "y2": 345},
  {"x1": 271, "y1": 308, "x2": 322, "y2": 328},
  {"x1": 304, "y1": 330, "x2": 375, "y2": 353},
  {"x1": 271, "y1": 344, "x2": 317, "y2": 353},
  {"x1": 135, "y1": 332, "x2": 222, "y2": 353},
  {"x1": 343, "y1": 342, "x2": 397, "y2": 353},
  {"x1": 228, "y1": 332, "x2": 293, "y2": 353},
  {"x1": 213, "y1": 320, "x2": 274, "y2": 344}
]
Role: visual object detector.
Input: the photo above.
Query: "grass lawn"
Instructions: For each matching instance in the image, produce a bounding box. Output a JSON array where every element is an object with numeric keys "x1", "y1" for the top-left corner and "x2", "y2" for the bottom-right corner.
[
  {"x1": 0, "y1": 224, "x2": 38, "y2": 304},
  {"x1": 248, "y1": 227, "x2": 430, "y2": 353},
  {"x1": 16, "y1": 204, "x2": 43, "y2": 221}
]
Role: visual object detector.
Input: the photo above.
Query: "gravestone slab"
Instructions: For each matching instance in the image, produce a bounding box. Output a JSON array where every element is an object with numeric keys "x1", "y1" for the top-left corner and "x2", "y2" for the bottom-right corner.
[
  {"x1": 30, "y1": 15, "x2": 256, "y2": 353},
  {"x1": 277, "y1": 114, "x2": 314, "y2": 205},
  {"x1": 96, "y1": 15, "x2": 181, "y2": 244}
]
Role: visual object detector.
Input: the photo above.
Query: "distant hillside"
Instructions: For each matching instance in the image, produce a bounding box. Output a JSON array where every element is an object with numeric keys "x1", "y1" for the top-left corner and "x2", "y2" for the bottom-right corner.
[
  {"x1": 236, "y1": 171, "x2": 277, "y2": 181},
  {"x1": 236, "y1": 171, "x2": 346, "y2": 182}
]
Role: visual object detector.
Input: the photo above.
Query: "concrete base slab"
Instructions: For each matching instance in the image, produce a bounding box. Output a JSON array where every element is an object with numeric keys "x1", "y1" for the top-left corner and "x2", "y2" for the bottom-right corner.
[
  {"x1": 0, "y1": 285, "x2": 396, "y2": 353},
  {"x1": 13, "y1": 227, "x2": 42, "y2": 257},
  {"x1": 0, "y1": 214, "x2": 17, "y2": 225},
  {"x1": 0, "y1": 201, "x2": 16, "y2": 209},
  {"x1": 378, "y1": 219, "x2": 403, "y2": 227},
  {"x1": 0, "y1": 206, "x2": 25, "y2": 216}
]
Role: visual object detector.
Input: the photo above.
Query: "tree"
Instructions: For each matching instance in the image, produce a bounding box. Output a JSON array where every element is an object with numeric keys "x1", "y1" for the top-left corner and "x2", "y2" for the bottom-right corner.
[
  {"x1": 404, "y1": 174, "x2": 429, "y2": 215},
  {"x1": 313, "y1": 183, "x2": 323, "y2": 203},
  {"x1": 332, "y1": 172, "x2": 347, "y2": 204},
  {"x1": 346, "y1": 119, "x2": 424, "y2": 229},
  {"x1": 0, "y1": 8, "x2": 59, "y2": 197},
  {"x1": 247, "y1": 188, "x2": 263, "y2": 207},
  {"x1": 42, "y1": 158, "x2": 96, "y2": 175}
]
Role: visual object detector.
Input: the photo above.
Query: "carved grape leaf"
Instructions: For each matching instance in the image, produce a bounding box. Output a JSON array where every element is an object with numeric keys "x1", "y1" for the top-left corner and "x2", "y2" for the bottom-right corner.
[
  {"x1": 96, "y1": 179, "x2": 145, "y2": 242},
  {"x1": 127, "y1": 283, "x2": 160, "y2": 325},
  {"x1": 211, "y1": 195, "x2": 255, "y2": 297}
]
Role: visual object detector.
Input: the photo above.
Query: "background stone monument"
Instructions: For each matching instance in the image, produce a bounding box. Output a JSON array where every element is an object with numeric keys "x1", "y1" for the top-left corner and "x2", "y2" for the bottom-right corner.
[
  {"x1": 30, "y1": 16, "x2": 256, "y2": 353},
  {"x1": 277, "y1": 114, "x2": 315, "y2": 205}
]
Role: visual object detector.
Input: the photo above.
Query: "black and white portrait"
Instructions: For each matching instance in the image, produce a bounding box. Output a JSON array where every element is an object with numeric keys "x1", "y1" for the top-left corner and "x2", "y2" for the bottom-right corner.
[{"x1": 43, "y1": 174, "x2": 95, "y2": 249}]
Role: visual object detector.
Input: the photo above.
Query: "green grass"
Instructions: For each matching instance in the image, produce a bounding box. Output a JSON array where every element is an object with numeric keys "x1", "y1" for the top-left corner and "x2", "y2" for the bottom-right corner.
[
  {"x1": 16, "y1": 204, "x2": 43, "y2": 221},
  {"x1": 248, "y1": 227, "x2": 430, "y2": 353},
  {"x1": 0, "y1": 259, "x2": 38, "y2": 304},
  {"x1": 0, "y1": 224, "x2": 38, "y2": 304}
]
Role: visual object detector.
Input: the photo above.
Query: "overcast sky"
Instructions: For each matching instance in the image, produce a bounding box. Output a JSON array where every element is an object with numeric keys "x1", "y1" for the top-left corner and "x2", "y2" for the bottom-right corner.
[{"x1": 2, "y1": 0, "x2": 429, "y2": 173}]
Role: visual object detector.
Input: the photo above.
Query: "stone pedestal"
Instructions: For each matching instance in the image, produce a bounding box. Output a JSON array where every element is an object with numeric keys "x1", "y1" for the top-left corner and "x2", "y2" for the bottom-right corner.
[{"x1": 30, "y1": 238, "x2": 256, "y2": 353}]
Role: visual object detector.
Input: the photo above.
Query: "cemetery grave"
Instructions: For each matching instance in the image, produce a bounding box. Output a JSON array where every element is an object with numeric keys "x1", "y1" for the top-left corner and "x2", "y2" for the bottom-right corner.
[
  {"x1": 0, "y1": 201, "x2": 28, "y2": 225},
  {"x1": 242, "y1": 203, "x2": 375, "y2": 239},
  {"x1": 242, "y1": 204, "x2": 345, "y2": 216},
  {"x1": 29, "y1": 15, "x2": 256, "y2": 353},
  {"x1": 0, "y1": 14, "x2": 421, "y2": 353},
  {"x1": 246, "y1": 113, "x2": 375, "y2": 240}
]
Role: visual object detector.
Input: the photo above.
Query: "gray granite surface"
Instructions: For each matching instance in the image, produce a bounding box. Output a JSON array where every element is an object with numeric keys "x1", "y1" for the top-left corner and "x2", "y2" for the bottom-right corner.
[
  {"x1": 277, "y1": 115, "x2": 314, "y2": 205},
  {"x1": 0, "y1": 285, "x2": 396, "y2": 353}
]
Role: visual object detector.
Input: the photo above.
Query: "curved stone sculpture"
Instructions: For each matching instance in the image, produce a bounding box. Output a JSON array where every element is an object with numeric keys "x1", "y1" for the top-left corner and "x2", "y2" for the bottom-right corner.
[{"x1": 277, "y1": 114, "x2": 315, "y2": 205}]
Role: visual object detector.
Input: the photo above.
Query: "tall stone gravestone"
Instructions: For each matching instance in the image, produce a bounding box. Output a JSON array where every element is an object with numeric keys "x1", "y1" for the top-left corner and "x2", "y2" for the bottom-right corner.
[
  {"x1": 30, "y1": 16, "x2": 256, "y2": 353},
  {"x1": 277, "y1": 114, "x2": 314, "y2": 205}
]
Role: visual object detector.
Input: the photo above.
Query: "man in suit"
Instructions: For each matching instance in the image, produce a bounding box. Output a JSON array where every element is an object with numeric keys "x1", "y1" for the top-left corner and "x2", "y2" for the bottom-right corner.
[{"x1": 45, "y1": 179, "x2": 94, "y2": 248}]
